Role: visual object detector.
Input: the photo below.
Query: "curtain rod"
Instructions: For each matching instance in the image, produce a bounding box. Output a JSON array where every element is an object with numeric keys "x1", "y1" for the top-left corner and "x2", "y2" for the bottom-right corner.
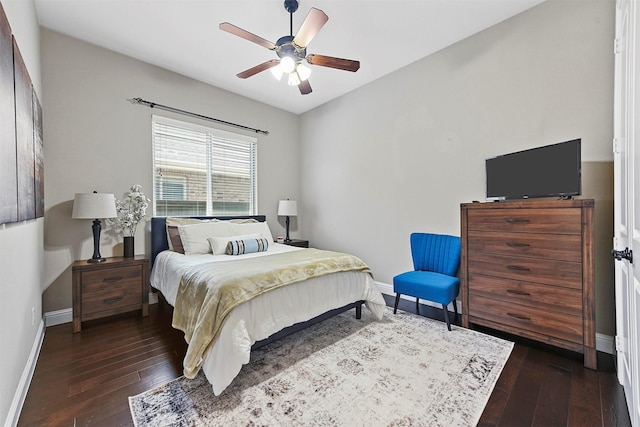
[{"x1": 127, "y1": 97, "x2": 269, "y2": 135}]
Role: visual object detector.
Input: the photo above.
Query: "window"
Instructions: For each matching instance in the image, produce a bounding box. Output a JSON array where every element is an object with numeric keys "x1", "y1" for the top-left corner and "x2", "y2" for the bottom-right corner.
[{"x1": 152, "y1": 115, "x2": 257, "y2": 216}]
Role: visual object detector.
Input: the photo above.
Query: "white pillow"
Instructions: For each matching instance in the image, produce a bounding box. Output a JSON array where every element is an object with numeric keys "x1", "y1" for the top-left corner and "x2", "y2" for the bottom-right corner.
[
  {"x1": 208, "y1": 233, "x2": 261, "y2": 255},
  {"x1": 178, "y1": 221, "x2": 234, "y2": 255},
  {"x1": 166, "y1": 217, "x2": 214, "y2": 251},
  {"x1": 230, "y1": 222, "x2": 275, "y2": 243}
]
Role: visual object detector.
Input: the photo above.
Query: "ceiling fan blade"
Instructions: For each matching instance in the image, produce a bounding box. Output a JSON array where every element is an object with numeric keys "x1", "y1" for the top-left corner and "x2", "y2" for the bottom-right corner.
[
  {"x1": 298, "y1": 80, "x2": 312, "y2": 95},
  {"x1": 306, "y1": 54, "x2": 360, "y2": 72},
  {"x1": 293, "y1": 8, "x2": 328, "y2": 48},
  {"x1": 236, "y1": 59, "x2": 280, "y2": 79},
  {"x1": 219, "y1": 22, "x2": 276, "y2": 50}
]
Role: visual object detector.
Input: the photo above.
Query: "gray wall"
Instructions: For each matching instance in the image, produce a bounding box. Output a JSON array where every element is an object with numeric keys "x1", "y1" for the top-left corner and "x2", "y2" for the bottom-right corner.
[
  {"x1": 39, "y1": 0, "x2": 616, "y2": 353},
  {"x1": 299, "y1": 0, "x2": 616, "y2": 336},
  {"x1": 0, "y1": 1, "x2": 42, "y2": 424},
  {"x1": 40, "y1": 29, "x2": 301, "y2": 311}
]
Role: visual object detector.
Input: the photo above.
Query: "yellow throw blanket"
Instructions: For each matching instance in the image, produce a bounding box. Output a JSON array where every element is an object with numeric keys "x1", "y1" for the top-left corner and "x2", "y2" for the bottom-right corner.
[{"x1": 173, "y1": 248, "x2": 372, "y2": 378}]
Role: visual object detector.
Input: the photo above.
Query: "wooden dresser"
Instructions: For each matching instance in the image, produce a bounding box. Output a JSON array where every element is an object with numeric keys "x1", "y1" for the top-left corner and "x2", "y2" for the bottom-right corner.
[{"x1": 460, "y1": 199, "x2": 596, "y2": 369}]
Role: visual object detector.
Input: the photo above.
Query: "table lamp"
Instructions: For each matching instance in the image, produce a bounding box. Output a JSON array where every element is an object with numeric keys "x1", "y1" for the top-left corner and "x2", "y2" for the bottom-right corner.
[
  {"x1": 277, "y1": 199, "x2": 297, "y2": 242},
  {"x1": 72, "y1": 191, "x2": 117, "y2": 263}
]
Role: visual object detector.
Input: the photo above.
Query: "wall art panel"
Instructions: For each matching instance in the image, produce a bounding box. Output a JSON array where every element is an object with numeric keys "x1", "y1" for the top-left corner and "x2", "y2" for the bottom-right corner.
[
  {"x1": 34, "y1": 90, "x2": 44, "y2": 218},
  {"x1": 0, "y1": 4, "x2": 16, "y2": 224},
  {"x1": 14, "y1": 37, "x2": 35, "y2": 221}
]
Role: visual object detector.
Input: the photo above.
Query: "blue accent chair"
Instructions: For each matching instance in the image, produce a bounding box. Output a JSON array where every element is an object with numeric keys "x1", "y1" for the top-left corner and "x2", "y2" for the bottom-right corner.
[{"x1": 393, "y1": 233, "x2": 462, "y2": 331}]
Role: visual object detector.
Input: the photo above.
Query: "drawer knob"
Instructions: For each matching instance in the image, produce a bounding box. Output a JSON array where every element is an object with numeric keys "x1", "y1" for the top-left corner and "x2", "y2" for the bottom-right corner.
[
  {"x1": 506, "y1": 289, "x2": 531, "y2": 296},
  {"x1": 507, "y1": 312, "x2": 531, "y2": 321},
  {"x1": 103, "y1": 296, "x2": 124, "y2": 304},
  {"x1": 507, "y1": 265, "x2": 530, "y2": 272},
  {"x1": 506, "y1": 242, "x2": 530, "y2": 248},
  {"x1": 103, "y1": 276, "x2": 124, "y2": 283},
  {"x1": 505, "y1": 218, "x2": 530, "y2": 224}
]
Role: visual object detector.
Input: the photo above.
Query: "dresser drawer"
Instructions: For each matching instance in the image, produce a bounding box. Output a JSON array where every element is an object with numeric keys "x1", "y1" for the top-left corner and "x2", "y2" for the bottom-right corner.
[
  {"x1": 468, "y1": 274, "x2": 582, "y2": 317},
  {"x1": 469, "y1": 294, "x2": 583, "y2": 344},
  {"x1": 81, "y1": 265, "x2": 143, "y2": 290},
  {"x1": 468, "y1": 252, "x2": 582, "y2": 289},
  {"x1": 467, "y1": 208, "x2": 582, "y2": 234},
  {"x1": 468, "y1": 230, "x2": 582, "y2": 262}
]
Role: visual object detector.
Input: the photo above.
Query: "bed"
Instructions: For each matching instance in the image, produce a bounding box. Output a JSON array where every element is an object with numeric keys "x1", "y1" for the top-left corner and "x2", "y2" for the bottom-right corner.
[{"x1": 149, "y1": 216, "x2": 386, "y2": 395}]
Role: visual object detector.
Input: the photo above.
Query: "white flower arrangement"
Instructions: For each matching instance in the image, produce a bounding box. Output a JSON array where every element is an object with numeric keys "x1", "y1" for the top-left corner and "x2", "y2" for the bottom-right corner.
[{"x1": 109, "y1": 184, "x2": 150, "y2": 237}]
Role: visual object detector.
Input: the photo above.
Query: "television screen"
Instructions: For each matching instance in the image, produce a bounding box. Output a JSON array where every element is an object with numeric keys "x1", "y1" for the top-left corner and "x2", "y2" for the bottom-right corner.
[{"x1": 486, "y1": 139, "x2": 581, "y2": 200}]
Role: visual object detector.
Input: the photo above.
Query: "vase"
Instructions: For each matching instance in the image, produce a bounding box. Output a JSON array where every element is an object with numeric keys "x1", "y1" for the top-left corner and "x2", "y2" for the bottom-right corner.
[{"x1": 123, "y1": 236, "x2": 135, "y2": 258}]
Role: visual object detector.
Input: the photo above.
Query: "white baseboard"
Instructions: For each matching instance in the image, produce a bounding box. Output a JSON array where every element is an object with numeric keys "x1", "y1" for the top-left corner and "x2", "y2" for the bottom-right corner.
[
  {"x1": 375, "y1": 281, "x2": 615, "y2": 355},
  {"x1": 596, "y1": 333, "x2": 614, "y2": 355},
  {"x1": 5, "y1": 319, "x2": 44, "y2": 427},
  {"x1": 44, "y1": 308, "x2": 72, "y2": 327}
]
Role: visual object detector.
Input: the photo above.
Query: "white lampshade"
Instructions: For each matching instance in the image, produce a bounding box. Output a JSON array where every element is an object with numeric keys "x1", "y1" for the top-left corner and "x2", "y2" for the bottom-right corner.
[
  {"x1": 287, "y1": 71, "x2": 301, "y2": 86},
  {"x1": 296, "y1": 63, "x2": 311, "y2": 81},
  {"x1": 278, "y1": 200, "x2": 298, "y2": 217},
  {"x1": 270, "y1": 65, "x2": 284, "y2": 81},
  {"x1": 280, "y1": 56, "x2": 296, "y2": 73},
  {"x1": 72, "y1": 192, "x2": 117, "y2": 219}
]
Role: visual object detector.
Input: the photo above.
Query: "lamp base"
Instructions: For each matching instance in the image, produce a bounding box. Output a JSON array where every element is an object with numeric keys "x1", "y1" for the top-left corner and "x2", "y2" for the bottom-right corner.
[
  {"x1": 89, "y1": 219, "x2": 105, "y2": 263},
  {"x1": 285, "y1": 215, "x2": 291, "y2": 242}
]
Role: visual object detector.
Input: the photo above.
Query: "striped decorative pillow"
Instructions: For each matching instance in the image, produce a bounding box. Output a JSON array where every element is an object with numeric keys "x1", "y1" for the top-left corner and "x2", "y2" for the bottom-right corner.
[{"x1": 225, "y1": 237, "x2": 269, "y2": 255}]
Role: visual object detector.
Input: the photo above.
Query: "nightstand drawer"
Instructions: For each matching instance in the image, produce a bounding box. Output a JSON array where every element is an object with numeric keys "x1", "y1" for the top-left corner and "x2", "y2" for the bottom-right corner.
[
  {"x1": 81, "y1": 265, "x2": 143, "y2": 290},
  {"x1": 81, "y1": 280, "x2": 142, "y2": 320}
]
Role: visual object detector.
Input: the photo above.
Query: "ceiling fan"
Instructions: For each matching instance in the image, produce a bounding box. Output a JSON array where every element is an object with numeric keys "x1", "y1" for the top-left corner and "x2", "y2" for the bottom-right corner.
[{"x1": 219, "y1": 0, "x2": 360, "y2": 95}]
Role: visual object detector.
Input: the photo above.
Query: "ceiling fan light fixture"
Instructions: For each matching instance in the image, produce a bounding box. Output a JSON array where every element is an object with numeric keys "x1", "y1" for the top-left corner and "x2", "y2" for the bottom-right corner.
[
  {"x1": 220, "y1": 1, "x2": 359, "y2": 95},
  {"x1": 280, "y1": 56, "x2": 296, "y2": 73},
  {"x1": 287, "y1": 71, "x2": 301, "y2": 86},
  {"x1": 270, "y1": 65, "x2": 284, "y2": 81},
  {"x1": 296, "y1": 63, "x2": 311, "y2": 81}
]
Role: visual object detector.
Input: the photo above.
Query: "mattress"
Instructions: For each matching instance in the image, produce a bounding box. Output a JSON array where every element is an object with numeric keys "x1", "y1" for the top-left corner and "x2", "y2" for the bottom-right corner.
[{"x1": 150, "y1": 243, "x2": 386, "y2": 395}]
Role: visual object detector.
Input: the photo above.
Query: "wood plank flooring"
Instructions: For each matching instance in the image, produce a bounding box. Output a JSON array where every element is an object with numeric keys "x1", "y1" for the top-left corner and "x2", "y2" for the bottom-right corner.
[{"x1": 17, "y1": 297, "x2": 631, "y2": 426}]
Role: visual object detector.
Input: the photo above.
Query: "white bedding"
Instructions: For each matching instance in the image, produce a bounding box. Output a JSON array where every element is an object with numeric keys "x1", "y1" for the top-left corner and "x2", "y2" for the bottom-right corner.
[{"x1": 150, "y1": 243, "x2": 386, "y2": 395}]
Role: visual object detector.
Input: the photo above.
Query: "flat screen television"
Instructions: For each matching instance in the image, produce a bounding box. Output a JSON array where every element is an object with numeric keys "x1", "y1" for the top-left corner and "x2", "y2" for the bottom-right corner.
[{"x1": 485, "y1": 138, "x2": 581, "y2": 200}]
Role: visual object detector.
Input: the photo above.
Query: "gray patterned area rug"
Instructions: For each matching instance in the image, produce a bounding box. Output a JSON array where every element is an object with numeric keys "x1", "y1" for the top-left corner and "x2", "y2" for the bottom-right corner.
[{"x1": 129, "y1": 308, "x2": 513, "y2": 426}]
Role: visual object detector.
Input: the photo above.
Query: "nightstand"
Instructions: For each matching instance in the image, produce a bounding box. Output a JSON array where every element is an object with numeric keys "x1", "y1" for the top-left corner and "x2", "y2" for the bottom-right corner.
[
  {"x1": 284, "y1": 239, "x2": 309, "y2": 248},
  {"x1": 72, "y1": 256, "x2": 149, "y2": 333}
]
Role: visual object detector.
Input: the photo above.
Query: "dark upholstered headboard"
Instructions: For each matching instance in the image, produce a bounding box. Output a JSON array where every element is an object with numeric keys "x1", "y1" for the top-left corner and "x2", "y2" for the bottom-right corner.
[{"x1": 150, "y1": 215, "x2": 267, "y2": 265}]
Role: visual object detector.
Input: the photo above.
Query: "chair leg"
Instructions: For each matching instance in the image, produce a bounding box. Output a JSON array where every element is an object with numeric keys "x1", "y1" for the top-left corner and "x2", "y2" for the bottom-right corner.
[
  {"x1": 453, "y1": 299, "x2": 458, "y2": 317},
  {"x1": 394, "y1": 293, "x2": 401, "y2": 314},
  {"x1": 442, "y1": 304, "x2": 452, "y2": 331},
  {"x1": 416, "y1": 298, "x2": 420, "y2": 314}
]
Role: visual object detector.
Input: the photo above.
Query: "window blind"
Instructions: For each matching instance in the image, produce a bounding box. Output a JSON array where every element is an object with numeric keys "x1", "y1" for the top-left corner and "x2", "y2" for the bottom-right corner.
[{"x1": 152, "y1": 115, "x2": 257, "y2": 216}]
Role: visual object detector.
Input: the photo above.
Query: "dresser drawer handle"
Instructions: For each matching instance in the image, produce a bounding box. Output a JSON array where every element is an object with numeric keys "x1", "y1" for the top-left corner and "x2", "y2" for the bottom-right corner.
[
  {"x1": 506, "y1": 289, "x2": 531, "y2": 296},
  {"x1": 505, "y1": 218, "x2": 530, "y2": 224},
  {"x1": 103, "y1": 276, "x2": 124, "y2": 283},
  {"x1": 103, "y1": 296, "x2": 124, "y2": 304},
  {"x1": 506, "y1": 242, "x2": 530, "y2": 248},
  {"x1": 507, "y1": 312, "x2": 531, "y2": 321},
  {"x1": 507, "y1": 265, "x2": 530, "y2": 272}
]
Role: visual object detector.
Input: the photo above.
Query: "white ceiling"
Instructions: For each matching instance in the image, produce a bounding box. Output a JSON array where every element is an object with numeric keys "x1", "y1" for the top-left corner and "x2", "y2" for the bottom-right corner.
[{"x1": 34, "y1": 0, "x2": 545, "y2": 114}]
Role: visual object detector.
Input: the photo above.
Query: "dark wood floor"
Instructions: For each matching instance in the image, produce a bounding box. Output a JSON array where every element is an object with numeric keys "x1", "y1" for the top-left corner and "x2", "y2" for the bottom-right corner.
[{"x1": 18, "y1": 297, "x2": 631, "y2": 426}]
